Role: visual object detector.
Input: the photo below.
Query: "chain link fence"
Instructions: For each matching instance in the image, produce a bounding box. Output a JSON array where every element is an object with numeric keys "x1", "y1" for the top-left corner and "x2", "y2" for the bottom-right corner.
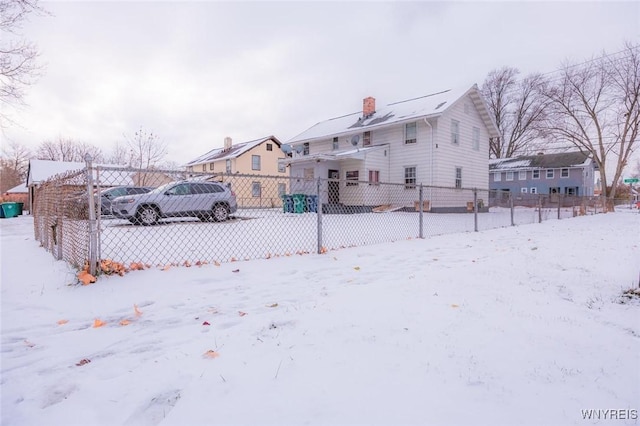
[{"x1": 31, "y1": 162, "x2": 608, "y2": 274}]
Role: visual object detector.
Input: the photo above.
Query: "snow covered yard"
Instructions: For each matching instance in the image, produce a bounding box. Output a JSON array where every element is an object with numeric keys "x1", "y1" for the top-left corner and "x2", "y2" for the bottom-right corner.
[{"x1": 1, "y1": 211, "x2": 639, "y2": 426}]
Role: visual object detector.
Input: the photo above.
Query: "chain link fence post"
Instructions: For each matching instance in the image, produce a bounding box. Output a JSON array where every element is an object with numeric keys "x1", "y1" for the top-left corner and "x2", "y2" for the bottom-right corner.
[
  {"x1": 473, "y1": 188, "x2": 478, "y2": 232},
  {"x1": 538, "y1": 194, "x2": 543, "y2": 223},
  {"x1": 316, "y1": 177, "x2": 323, "y2": 254},
  {"x1": 85, "y1": 154, "x2": 98, "y2": 275},
  {"x1": 419, "y1": 184, "x2": 424, "y2": 238}
]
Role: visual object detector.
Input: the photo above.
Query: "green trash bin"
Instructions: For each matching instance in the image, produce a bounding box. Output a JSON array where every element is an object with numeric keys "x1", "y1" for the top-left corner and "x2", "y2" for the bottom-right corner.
[
  {"x1": 292, "y1": 194, "x2": 306, "y2": 213},
  {"x1": 282, "y1": 194, "x2": 293, "y2": 213},
  {"x1": 15, "y1": 202, "x2": 24, "y2": 215},
  {"x1": 1, "y1": 202, "x2": 19, "y2": 218}
]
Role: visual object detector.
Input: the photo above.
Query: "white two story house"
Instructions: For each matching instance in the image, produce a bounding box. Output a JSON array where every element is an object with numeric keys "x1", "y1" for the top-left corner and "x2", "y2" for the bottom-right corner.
[{"x1": 282, "y1": 84, "x2": 499, "y2": 212}]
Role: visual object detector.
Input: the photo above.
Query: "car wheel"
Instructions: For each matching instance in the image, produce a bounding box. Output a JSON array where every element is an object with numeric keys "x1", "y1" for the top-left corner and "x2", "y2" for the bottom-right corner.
[
  {"x1": 136, "y1": 206, "x2": 158, "y2": 226},
  {"x1": 212, "y1": 204, "x2": 229, "y2": 222}
]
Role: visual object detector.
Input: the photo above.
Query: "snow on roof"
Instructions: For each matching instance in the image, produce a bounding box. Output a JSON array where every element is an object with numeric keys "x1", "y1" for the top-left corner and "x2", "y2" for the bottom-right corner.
[
  {"x1": 5, "y1": 182, "x2": 28, "y2": 194},
  {"x1": 287, "y1": 84, "x2": 498, "y2": 144},
  {"x1": 185, "y1": 136, "x2": 281, "y2": 166},
  {"x1": 489, "y1": 152, "x2": 592, "y2": 171},
  {"x1": 27, "y1": 159, "x2": 132, "y2": 187}
]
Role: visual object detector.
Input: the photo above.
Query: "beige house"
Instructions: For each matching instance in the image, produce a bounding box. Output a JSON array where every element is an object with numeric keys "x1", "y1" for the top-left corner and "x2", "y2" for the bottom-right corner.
[{"x1": 185, "y1": 136, "x2": 288, "y2": 208}]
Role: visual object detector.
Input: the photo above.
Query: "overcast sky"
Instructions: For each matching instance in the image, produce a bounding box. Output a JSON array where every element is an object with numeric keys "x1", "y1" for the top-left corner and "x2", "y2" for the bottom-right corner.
[{"x1": 3, "y1": 1, "x2": 639, "y2": 166}]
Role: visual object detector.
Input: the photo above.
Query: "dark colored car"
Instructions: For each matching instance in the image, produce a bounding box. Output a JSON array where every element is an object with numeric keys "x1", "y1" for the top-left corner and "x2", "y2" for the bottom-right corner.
[
  {"x1": 99, "y1": 186, "x2": 153, "y2": 215},
  {"x1": 111, "y1": 180, "x2": 237, "y2": 225}
]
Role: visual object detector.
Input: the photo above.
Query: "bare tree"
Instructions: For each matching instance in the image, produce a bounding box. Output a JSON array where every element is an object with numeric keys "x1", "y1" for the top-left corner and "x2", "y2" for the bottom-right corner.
[
  {"x1": 0, "y1": 158, "x2": 22, "y2": 192},
  {"x1": 124, "y1": 127, "x2": 168, "y2": 185},
  {"x1": 105, "y1": 141, "x2": 130, "y2": 165},
  {"x1": 36, "y1": 138, "x2": 103, "y2": 162},
  {"x1": 542, "y1": 42, "x2": 640, "y2": 208},
  {"x1": 481, "y1": 67, "x2": 548, "y2": 158},
  {"x1": 1, "y1": 140, "x2": 31, "y2": 178},
  {"x1": 0, "y1": 0, "x2": 47, "y2": 126}
]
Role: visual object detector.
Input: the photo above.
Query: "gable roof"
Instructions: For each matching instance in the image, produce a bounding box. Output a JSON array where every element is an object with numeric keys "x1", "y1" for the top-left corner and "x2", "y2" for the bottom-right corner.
[
  {"x1": 185, "y1": 136, "x2": 282, "y2": 167},
  {"x1": 287, "y1": 84, "x2": 499, "y2": 144},
  {"x1": 5, "y1": 182, "x2": 28, "y2": 194},
  {"x1": 489, "y1": 152, "x2": 592, "y2": 171}
]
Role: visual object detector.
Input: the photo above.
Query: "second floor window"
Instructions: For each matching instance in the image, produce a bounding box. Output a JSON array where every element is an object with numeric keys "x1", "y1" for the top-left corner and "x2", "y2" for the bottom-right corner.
[
  {"x1": 226, "y1": 159, "x2": 231, "y2": 173},
  {"x1": 332, "y1": 137, "x2": 339, "y2": 150},
  {"x1": 278, "y1": 159, "x2": 286, "y2": 173},
  {"x1": 519, "y1": 170, "x2": 527, "y2": 180},
  {"x1": 209, "y1": 163, "x2": 214, "y2": 171},
  {"x1": 252, "y1": 155, "x2": 261, "y2": 171},
  {"x1": 561, "y1": 168, "x2": 569, "y2": 178},
  {"x1": 266, "y1": 143, "x2": 273, "y2": 151},
  {"x1": 546, "y1": 169, "x2": 554, "y2": 179},
  {"x1": 533, "y1": 170, "x2": 540, "y2": 179},
  {"x1": 202, "y1": 164, "x2": 206, "y2": 172},
  {"x1": 506, "y1": 171, "x2": 514, "y2": 181},
  {"x1": 451, "y1": 120, "x2": 460, "y2": 145},
  {"x1": 363, "y1": 131, "x2": 371, "y2": 146},
  {"x1": 494, "y1": 172, "x2": 501, "y2": 182},
  {"x1": 303, "y1": 142, "x2": 309, "y2": 156},
  {"x1": 405, "y1": 122, "x2": 417, "y2": 144},
  {"x1": 472, "y1": 127, "x2": 480, "y2": 151}
]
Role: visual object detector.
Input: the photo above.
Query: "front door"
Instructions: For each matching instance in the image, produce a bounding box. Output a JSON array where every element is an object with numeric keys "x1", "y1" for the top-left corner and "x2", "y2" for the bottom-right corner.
[{"x1": 328, "y1": 169, "x2": 339, "y2": 204}]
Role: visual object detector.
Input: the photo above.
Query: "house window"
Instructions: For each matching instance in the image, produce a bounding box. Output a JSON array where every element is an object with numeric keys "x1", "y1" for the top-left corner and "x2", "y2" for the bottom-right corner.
[
  {"x1": 303, "y1": 142, "x2": 310, "y2": 156},
  {"x1": 187, "y1": 166, "x2": 193, "y2": 172},
  {"x1": 278, "y1": 159, "x2": 286, "y2": 173},
  {"x1": 252, "y1": 155, "x2": 261, "y2": 171},
  {"x1": 363, "y1": 131, "x2": 372, "y2": 146},
  {"x1": 404, "y1": 166, "x2": 416, "y2": 189},
  {"x1": 346, "y1": 170, "x2": 359, "y2": 186},
  {"x1": 455, "y1": 167, "x2": 462, "y2": 189},
  {"x1": 518, "y1": 170, "x2": 527, "y2": 180},
  {"x1": 304, "y1": 168, "x2": 314, "y2": 181},
  {"x1": 209, "y1": 163, "x2": 214, "y2": 171},
  {"x1": 561, "y1": 168, "x2": 569, "y2": 178},
  {"x1": 278, "y1": 183, "x2": 286, "y2": 197},
  {"x1": 472, "y1": 127, "x2": 480, "y2": 151},
  {"x1": 368, "y1": 170, "x2": 379, "y2": 185},
  {"x1": 506, "y1": 171, "x2": 514, "y2": 181},
  {"x1": 494, "y1": 172, "x2": 501, "y2": 182},
  {"x1": 266, "y1": 143, "x2": 273, "y2": 151},
  {"x1": 533, "y1": 170, "x2": 540, "y2": 179},
  {"x1": 451, "y1": 120, "x2": 460, "y2": 145},
  {"x1": 405, "y1": 122, "x2": 417, "y2": 144},
  {"x1": 565, "y1": 187, "x2": 576, "y2": 195},
  {"x1": 252, "y1": 182, "x2": 261, "y2": 197},
  {"x1": 202, "y1": 164, "x2": 206, "y2": 172},
  {"x1": 332, "y1": 137, "x2": 339, "y2": 150},
  {"x1": 530, "y1": 187, "x2": 537, "y2": 194},
  {"x1": 226, "y1": 159, "x2": 231, "y2": 174},
  {"x1": 546, "y1": 169, "x2": 554, "y2": 179},
  {"x1": 521, "y1": 187, "x2": 528, "y2": 193}
]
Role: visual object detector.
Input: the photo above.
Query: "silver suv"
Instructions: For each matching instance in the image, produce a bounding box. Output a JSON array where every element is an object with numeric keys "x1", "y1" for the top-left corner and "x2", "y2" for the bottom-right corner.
[{"x1": 111, "y1": 180, "x2": 237, "y2": 225}]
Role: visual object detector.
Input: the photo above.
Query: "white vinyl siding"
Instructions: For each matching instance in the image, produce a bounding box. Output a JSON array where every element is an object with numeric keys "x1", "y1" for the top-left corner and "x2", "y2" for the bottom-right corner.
[
  {"x1": 451, "y1": 120, "x2": 460, "y2": 145},
  {"x1": 472, "y1": 127, "x2": 480, "y2": 151}
]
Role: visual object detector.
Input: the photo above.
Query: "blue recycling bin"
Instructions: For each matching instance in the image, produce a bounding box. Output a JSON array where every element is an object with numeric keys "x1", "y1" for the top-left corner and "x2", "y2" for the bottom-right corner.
[
  {"x1": 305, "y1": 195, "x2": 318, "y2": 213},
  {"x1": 292, "y1": 194, "x2": 306, "y2": 214},
  {"x1": 282, "y1": 194, "x2": 293, "y2": 213}
]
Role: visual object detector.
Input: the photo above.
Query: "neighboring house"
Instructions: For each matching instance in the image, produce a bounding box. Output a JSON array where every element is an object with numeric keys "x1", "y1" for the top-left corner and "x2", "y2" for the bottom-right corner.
[
  {"x1": 2, "y1": 182, "x2": 29, "y2": 210},
  {"x1": 185, "y1": 136, "x2": 288, "y2": 208},
  {"x1": 489, "y1": 151, "x2": 596, "y2": 204},
  {"x1": 282, "y1": 84, "x2": 499, "y2": 212}
]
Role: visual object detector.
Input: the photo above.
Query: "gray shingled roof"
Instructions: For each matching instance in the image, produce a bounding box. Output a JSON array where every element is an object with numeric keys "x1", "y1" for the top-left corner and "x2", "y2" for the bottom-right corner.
[
  {"x1": 489, "y1": 152, "x2": 592, "y2": 171},
  {"x1": 185, "y1": 136, "x2": 281, "y2": 166}
]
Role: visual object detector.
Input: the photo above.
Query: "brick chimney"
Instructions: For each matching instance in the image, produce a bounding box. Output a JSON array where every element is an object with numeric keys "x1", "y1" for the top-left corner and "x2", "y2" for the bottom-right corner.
[
  {"x1": 224, "y1": 136, "x2": 232, "y2": 151},
  {"x1": 363, "y1": 97, "x2": 376, "y2": 118}
]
